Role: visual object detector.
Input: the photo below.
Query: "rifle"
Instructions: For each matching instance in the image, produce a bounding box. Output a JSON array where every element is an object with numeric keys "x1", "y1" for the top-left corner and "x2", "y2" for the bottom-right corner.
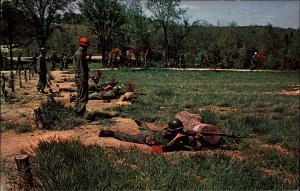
[
  {"x1": 180, "y1": 124, "x2": 247, "y2": 146},
  {"x1": 183, "y1": 130, "x2": 246, "y2": 139}
]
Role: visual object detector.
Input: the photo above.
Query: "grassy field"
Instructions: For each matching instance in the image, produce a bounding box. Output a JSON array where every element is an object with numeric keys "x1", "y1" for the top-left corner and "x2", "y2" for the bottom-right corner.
[{"x1": 3, "y1": 69, "x2": 299, "y2": 190}]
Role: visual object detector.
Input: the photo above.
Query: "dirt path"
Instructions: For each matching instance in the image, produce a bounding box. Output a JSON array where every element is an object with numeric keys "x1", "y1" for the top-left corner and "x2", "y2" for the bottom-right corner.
[{"x1": 0, "y1": 70, "x2": 155, "y2": 160}]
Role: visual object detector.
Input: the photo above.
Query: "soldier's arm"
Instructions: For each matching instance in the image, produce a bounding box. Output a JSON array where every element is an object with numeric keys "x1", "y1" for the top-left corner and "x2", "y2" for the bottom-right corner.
[
  {"x1": 36, "y1": 57, "x2": 41, "y2": 73},
  {"x1": 163, "y1": 133, "x2": 186, "y2": 148}
]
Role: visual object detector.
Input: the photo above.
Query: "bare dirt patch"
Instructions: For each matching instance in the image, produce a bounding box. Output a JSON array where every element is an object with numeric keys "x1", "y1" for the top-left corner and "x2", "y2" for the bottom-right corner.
[
  {"x1": 260, "y1": 167, "x2": 297, "y2": 184},
  {"x1": 260, "y1": 143, "x2": 293, "y2": 156},
  {"x1": 265, "y1": 84, "x2": 300, "y2": 96},
  {"x1": 0, "y1": 71, "x2": 152, "y2": 159}
]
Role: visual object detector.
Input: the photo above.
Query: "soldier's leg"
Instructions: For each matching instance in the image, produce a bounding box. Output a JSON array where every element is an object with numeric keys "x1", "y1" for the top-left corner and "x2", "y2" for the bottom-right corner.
[
  {"x1": 89, "y1": 92, "x2": 104, "y2": 100},
  {"x1": 76, "y1": 81, "x2": 89, "y2": 115},
  {"x1": 51, "y1": 61, "x2": 55, "y2": 71},
  {"x1": 113, "y1": 131, "x2": 148, "y2": 144},
  {"x1": 40, "y1": 74, "x2": 47, "y2": 92},
  {"x1": 37, "y1": 74, "x2": 45, "y2": 92}
]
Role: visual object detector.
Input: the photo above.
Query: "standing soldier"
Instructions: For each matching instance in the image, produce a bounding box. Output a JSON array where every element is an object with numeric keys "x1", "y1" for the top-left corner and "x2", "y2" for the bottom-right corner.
[
  {"x1": 3, "y1": 53, "x2": 8, "y2": 70},
  {"x1": 251, "y1": 51, "x2": 258, "y2": 70},
  {"x1": 36, "y1": 47, "x2": 48, "y2": 94},
  {"x1": 144, "y1": 49, "x2": 149, "y2": 68},
  {"x1": 50, "y1": 51, "x2": 57, "y2": 71},
  {"x1": 63, "y1": 53, "x2": 69, "y2": 69},
  {"x1": 73, "y1": 37, "x2": 90, "y2": 116},
  {"x1": 31, "y1": 52, "x2": 38, "y2": 76},
  {"x1": 16, "y1": 54, "x2": 22, "y2": 70},
  {"x1": 60, "y1": 52, "x2": 65, "y2": 70}
]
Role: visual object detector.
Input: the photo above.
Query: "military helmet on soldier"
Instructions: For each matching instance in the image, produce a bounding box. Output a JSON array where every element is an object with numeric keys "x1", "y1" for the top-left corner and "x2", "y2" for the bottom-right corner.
[
  {"x1": 91, "y1": 76, "x2": 99, "y2": 83},
  {"x1": 167, "y1": 118, "x2": 183, "y2": 132}
]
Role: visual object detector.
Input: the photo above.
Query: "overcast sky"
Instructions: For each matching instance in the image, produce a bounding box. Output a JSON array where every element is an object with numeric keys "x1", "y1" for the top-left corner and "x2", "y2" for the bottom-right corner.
[{"x1": 179, "y1": 0, "x2": 299, "y2": 29}]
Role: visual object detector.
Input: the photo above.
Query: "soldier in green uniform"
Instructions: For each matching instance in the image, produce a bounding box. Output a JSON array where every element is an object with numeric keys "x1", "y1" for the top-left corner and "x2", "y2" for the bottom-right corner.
[
  {"x1": 50, "y1": 51, "x2": 57, "y2": 71},
  {"x1": 73, "y1": 37, "x2": 90, "y2": 116},
  {"x1": 88, "y1": 76, "x2": 101, "y2": 92},
  {"x1": 36, "y1": 47, "x2": 48, "y2": 94},
  {"x1": 31, "y1": 52, "x2": 38, "y2": 76},
  {"x1": 99, "y1": 119, "x2": 195, "y2": 151}
]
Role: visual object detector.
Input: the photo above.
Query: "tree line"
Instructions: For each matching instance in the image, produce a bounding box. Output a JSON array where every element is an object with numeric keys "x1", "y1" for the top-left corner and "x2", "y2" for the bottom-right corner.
[{"x1": 1, "y1": 0, "x2": 299, "y2": 70}]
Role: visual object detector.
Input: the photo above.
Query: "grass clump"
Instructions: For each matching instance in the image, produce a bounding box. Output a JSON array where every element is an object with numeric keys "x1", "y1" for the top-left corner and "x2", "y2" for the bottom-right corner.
[
  {"x1": 15, "y1": 123, "x2": 32, "y2": 134},
  {"x1": 29, "y1": 138, "x2": 297, "y2": 190},
  {"x1": 0, "y1": 121, "x2": 16, "y2": 132},
  {"x1": 0, "y1": 122, "x2": 32, "y2": 134},
  {"x1": 39, "y1": 100, "x2": 86, "y2": 130}
]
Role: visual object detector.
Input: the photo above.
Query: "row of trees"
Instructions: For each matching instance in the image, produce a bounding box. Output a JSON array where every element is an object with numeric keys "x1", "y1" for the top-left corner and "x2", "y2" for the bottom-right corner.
[{"x1": 1, "y1": 0, "x2": 299, "y2": 70}]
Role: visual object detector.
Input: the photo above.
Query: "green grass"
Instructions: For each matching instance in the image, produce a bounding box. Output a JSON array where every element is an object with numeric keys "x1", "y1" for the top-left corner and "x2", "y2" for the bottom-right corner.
[
  {"x1": 3, "y1": 69, "x2": 298, "y2": 190},
  {"x1": 25, "y1": 139, "x2": 297, "y2": 190},
  {"x1": 15, "y1": 123, "x2": 32, "y2": 134},
  {"x1": 0, "y1": 121, "x2": 32, "y2": 134},
  {"x1": 39, "y1": 100, "x2": 86, "y2": 130}
]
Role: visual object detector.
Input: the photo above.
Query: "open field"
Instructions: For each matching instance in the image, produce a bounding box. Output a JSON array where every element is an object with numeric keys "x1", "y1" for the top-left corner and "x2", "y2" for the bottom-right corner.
[{"x1": 1, "y1": 68, "x2": 299, "y2": 190}]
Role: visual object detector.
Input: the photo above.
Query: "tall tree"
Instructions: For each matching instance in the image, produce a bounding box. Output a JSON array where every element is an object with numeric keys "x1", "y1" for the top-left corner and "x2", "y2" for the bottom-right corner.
[
  {"x1": 79, "y1": 0, "x2": 125, "y2": 64},
  {"x1": 146, "y1": 0, "x2": 183, "y2": 64},
  {"x1": 17, "y1": 0, "x2": 76, "y2": 48},
  {"x1": 1, "y1": 0, "x2": 31, "y2": 69},
  {"x1": 168, "y1": 12, "x2": 195, "y2": 66},
  {"x1": 124, "y1": 0, "x2": 154, "y2": 49}
]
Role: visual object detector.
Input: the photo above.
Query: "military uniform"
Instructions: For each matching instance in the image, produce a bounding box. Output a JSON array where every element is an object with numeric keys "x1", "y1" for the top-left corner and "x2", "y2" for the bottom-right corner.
[
  {"x1": 31, "y1": 53, "x2": 38, "y2": 75},
  {"x1": 89, "y1": 90, "x2": 117, "y2": 100},
  {"x1": 36, "y1": 52, "x2": 48, "y2": 93},
  {"x1": 88, "y1": 81, "x2": 100, "y2": 92},
  {"x1": 73, "y1": 48, "x2": 89, "y2": 115},
  {"x1": 112, "y1": 124, "x2": 189, "y2": 151},
  {"x1": 50, "y1": 51, "x2": 57, "y2": 71}
]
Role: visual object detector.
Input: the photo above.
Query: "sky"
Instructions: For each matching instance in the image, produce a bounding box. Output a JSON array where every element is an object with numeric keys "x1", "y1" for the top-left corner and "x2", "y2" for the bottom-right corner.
[{"x1": 179, "y1": 0, "x2": 299, "y2": 29}]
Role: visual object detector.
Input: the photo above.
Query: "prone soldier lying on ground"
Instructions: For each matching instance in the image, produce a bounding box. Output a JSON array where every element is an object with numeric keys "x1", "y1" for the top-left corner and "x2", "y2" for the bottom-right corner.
[
  {"x1": 99, "y1": 111, "x2": 246, "y2": 152},
  {"x1": 99, "y1": 119, "x2": 204, "y2": 152},
  {"x1": 69, "y1": 76, "x2": 124, "y2": 102},
  {"x1": 88, "y1": 76, "x2": 123, "y2": 100}
]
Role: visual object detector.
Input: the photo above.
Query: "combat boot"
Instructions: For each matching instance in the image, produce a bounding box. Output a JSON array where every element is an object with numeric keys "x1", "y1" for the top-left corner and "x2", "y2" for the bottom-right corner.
[{"x1": 99, "y1": 130, "x2": 115, "y2": 137}]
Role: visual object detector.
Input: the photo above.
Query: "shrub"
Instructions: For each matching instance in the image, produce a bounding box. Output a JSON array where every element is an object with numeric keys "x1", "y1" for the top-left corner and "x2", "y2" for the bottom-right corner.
[
  {"x1": 15, "y1": 124, "x2": 32, "y2": 134},
  {"x1": 39, "y1": 100, "x2": 86, "y2": 130}
]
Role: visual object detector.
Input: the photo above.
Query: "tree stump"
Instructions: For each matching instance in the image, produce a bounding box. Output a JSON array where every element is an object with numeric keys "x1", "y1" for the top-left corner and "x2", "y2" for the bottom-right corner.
[
  {"x1": 34, "y1": 107, "x2": 44, "y2": 129},
  {"x1": 47, "y1": 88, "x2": 55, "y2": 102},
  {"x1": 14, "y1": 154, "x2": 34, "y2": 188}
]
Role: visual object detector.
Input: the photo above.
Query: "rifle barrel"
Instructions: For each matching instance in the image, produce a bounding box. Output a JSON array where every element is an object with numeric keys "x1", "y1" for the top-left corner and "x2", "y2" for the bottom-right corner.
[{"x1": 184, "y1": 130, "x2": 245, "y2": 138}]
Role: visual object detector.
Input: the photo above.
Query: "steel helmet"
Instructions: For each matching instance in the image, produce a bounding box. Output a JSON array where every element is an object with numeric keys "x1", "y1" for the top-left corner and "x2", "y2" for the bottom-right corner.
[
  {"x1": 79, "y1": 37, "x2": 90, "y2": 47},
  {"x1": 167, "y1": 118, "x2": 183, "y2": 132}
]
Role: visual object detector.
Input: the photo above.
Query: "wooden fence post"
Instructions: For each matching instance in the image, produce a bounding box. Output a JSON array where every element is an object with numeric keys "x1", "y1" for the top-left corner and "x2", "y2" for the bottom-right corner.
[
  {"x1": 14, "y1": 154, "x2": 34, "y2": 188},
  {"x1": 34, "y1": 107, "x2": 44, "y2": 129}
]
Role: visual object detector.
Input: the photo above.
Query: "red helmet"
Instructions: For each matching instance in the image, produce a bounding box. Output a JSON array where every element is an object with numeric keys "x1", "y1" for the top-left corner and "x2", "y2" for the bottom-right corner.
[{"x1": 79, "y1": 37, "x2": 89, "y2": 47}]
